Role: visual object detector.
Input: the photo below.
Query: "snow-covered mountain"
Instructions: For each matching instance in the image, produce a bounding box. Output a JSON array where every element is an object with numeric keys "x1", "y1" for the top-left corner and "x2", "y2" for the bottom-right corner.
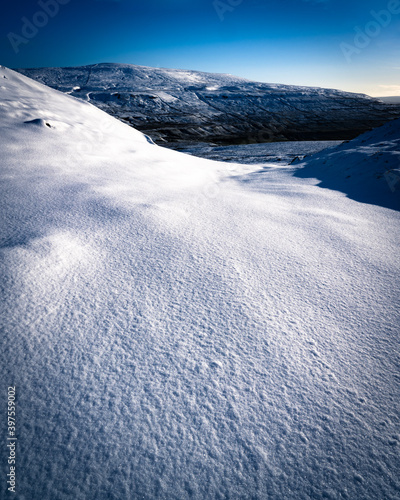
[
  {"x1": 378, "y1": 96, "x2": 400, "y2": 104},
  {"x1": 294, "y1": 118, "x2": 400, "y2": 211},
  {"x1": 1, "y1": 67, "x2": 400, "y2": 500},
  {"x1": 17, "y1": 63, "x2": 400, "y2": 145}
]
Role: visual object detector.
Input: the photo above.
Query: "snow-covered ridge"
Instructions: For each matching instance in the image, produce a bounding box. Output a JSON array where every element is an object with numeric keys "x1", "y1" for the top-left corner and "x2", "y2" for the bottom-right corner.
[{"x1": 16, "y1": 62, "x2": 400, "y2": 145}]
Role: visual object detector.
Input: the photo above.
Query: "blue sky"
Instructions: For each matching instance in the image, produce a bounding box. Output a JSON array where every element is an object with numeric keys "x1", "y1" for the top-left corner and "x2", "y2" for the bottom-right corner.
[{"x1": 1, "y1": 0, "x2": 399, "y2": 95}]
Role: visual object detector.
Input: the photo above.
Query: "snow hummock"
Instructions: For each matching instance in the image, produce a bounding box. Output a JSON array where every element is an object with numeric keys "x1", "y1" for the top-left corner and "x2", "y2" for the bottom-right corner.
[
  {"x1": 294, "y1": 118, "x2": 400, "y2": 210},
  {"x1": 1, "y1": 67, "x2": 399, "y2": 500}
]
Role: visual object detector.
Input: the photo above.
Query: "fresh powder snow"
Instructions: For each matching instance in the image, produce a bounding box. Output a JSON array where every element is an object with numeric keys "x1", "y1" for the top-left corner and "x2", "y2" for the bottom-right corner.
[{"x1": 1, "y1": 67, "x2": 399, "y2": 500}]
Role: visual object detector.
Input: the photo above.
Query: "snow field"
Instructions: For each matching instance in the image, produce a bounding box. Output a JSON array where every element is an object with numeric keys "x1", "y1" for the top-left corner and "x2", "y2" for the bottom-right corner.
[{"x1": 0, "y1": 67, "x2": 399, "y2": 499}]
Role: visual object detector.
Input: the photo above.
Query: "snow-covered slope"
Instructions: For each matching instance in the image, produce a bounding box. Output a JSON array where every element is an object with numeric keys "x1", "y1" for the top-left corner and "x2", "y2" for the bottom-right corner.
[
  {"x1": 1, "y1": 67, "x2": 400, "y2": 500},
  {"x1": 17, "y1": 63, "x2": 400, "y2": 145},
  {"x1": 378, "y1": 96, "x2": 400, "y2": 104},
  {"x1": 294, "y1": 118, "x2": 400, "y2": 211}
]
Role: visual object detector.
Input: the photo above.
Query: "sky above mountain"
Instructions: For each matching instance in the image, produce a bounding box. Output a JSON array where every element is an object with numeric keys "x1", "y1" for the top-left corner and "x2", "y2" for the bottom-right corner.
[{"x1": 2, "y1": 0, "x2": 399, "y2": 96}]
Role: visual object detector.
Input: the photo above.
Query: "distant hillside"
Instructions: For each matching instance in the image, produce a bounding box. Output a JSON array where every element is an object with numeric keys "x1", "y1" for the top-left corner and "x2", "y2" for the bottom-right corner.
[
  {"x1": 17, "y1": 63, "x2": 400, "y2": 145},
  {"x1": 377, "y1": 96, "x2": 400, "y2": 104}
]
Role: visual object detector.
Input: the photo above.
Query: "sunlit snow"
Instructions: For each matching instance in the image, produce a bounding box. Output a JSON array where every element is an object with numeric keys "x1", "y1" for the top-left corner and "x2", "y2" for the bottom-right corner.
[{"x1": 1, "y1": 67, "x2": 399, "y2": 500}]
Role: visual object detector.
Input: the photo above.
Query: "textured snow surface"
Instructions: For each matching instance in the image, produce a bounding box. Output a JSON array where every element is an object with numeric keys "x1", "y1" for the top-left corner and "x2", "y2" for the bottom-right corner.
[{"x1": 1, "y1": 67, "x2": 400, "y2": 500}]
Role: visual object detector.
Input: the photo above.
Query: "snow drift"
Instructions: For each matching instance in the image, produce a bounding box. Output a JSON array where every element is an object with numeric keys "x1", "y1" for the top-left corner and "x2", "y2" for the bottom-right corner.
[
  {"x1": 294, "y1": 118, "x2": 400, "y2": 211},
  {"x1": 1, "y1": 67, "x2": 399, "y2": 500}
]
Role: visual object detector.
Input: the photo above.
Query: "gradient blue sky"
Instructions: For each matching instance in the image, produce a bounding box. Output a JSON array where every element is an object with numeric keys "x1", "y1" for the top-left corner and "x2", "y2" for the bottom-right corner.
[{"x1": 1, "y1": 0, "x2": 399, "y2": 96}]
